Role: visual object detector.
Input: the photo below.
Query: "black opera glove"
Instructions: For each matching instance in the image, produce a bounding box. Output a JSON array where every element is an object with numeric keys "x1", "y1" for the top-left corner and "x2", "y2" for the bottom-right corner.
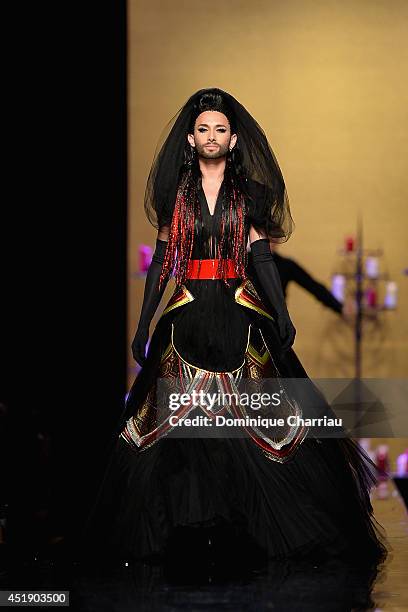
[
  {"x1": 131, "y1": 239, "x2": 169, "y2": 366},
  {"x1": 250, "y1": 238, "x2": 296, "y2": 352}
]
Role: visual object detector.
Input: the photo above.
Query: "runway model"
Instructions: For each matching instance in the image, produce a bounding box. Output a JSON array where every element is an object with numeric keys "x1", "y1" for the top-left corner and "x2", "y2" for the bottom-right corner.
[{"x1": 85, "y1": 88, "x2": 387, "y2": 568}]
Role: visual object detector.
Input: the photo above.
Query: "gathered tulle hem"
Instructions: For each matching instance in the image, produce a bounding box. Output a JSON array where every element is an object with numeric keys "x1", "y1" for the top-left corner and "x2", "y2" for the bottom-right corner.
[{"x1": 83, "y1": 433, "x2": 387, "y2": 569}]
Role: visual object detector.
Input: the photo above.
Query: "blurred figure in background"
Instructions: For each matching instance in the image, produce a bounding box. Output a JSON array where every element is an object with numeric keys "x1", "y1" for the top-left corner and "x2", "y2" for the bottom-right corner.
[{"x1": 248, "y1": 242, "x2": 356, "y2": 321}]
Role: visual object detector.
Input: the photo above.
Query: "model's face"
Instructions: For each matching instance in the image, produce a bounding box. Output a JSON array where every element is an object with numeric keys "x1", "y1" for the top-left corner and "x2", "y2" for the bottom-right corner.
[{"x1": 187, "y1": 111, "x2": 237, "y2": 159}]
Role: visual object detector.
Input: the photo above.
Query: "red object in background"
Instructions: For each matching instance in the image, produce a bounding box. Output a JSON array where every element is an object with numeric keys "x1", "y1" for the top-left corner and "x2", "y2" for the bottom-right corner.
[
  {"x1": 375, "y1": 445, "x2": 390, "y2": 481},
  {"x1": 345, "y1": 236, "x2": 355, "y2": 252},
  {"x1": 365, "y1": 286, "x2": 377, "y2": 307}
]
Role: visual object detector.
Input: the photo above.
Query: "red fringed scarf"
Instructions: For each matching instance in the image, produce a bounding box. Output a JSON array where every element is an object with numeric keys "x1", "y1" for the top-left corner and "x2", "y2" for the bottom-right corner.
[{"x1": 159, "y1": 167, "x2": 248, "y2": 290}]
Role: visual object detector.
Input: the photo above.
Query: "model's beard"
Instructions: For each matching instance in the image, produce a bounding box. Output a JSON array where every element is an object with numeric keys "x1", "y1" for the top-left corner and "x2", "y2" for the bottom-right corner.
[{"x1": 196, "y1": 141, "x2": 229, "y2": 160}]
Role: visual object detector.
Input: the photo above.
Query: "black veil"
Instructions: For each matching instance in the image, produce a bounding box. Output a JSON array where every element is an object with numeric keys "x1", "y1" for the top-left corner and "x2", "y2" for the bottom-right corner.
[{"x1": 143, "y1": 88, "x2": 294, "y2": 242}]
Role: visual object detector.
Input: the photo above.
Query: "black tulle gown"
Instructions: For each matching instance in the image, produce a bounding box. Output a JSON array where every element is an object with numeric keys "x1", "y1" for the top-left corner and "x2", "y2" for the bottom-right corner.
[{"x1": 83, "y1": 179, "x2": 387, "y2": 569}]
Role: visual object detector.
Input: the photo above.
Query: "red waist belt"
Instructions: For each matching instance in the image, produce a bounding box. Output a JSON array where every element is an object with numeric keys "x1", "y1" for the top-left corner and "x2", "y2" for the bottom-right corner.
[{"x1": 186, "y1": 258, "x2": 238, "y2": 280}]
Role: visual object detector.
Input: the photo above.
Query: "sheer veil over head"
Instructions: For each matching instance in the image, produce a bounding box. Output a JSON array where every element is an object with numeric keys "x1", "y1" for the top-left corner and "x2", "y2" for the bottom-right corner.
[{"x1": 143, "y1": 88, "x2": 294, "y2": 287}]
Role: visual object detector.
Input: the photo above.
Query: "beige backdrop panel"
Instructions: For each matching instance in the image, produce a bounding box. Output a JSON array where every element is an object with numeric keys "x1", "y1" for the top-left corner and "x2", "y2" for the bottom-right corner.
[{"x1": 127, "y1": 0, "x2": 408, "y2": 406}]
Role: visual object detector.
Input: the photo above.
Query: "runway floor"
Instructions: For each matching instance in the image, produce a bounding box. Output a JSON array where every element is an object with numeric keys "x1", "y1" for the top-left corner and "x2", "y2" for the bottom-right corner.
[
  {"x1": 0, "y1": 481, "x2": 407, "y2": 611},
  {"x1": 371, "y1": 482, "x2": 408, "y2": 611}
]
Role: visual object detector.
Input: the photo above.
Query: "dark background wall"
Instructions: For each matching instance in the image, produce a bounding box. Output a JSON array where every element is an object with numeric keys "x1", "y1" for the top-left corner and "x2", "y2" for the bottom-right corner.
[{"x1": 1, "y1": 1, "x2": 127, "y2": 555}]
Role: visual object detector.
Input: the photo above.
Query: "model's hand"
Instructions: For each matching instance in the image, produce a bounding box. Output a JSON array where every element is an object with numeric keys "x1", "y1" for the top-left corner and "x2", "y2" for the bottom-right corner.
[
  {"x1": 277, "y1": 313, "x2": 296, "y2": 352},
  {"x1": 131, "y1": 326, "x2": 149, "y2": 366}
]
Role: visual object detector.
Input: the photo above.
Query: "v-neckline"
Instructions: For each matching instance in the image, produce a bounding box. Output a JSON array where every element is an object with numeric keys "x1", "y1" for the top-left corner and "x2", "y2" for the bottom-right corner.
[{"x1": 199, "y1": 178, "x2": 224, "y2": 218}]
